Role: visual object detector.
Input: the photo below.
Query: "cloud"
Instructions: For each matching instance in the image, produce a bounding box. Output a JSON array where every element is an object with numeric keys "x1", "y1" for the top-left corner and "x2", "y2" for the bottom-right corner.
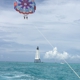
[
  {"x1": 44, "y1": 47, "x2": 80, "y2": 60},
  {"x1": 36, "y1": 0, "x2": 80, "y2": 23}
]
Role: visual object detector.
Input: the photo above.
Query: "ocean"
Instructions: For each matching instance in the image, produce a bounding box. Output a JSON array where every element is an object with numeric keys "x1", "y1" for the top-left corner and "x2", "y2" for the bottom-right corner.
[{"x1": 0, "y1": 62, "x2": 80, "y2": 80}]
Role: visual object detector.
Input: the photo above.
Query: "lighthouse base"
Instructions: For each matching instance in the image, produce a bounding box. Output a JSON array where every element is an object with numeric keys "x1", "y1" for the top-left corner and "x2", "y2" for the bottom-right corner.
[{"x1": 34, "y1": 59, "x2": 41, "y2": 63}]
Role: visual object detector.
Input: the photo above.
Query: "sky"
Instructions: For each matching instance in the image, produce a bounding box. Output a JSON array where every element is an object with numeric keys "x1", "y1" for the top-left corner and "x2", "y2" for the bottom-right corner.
[{"x1": 0, "y1": 0, "x2": 80, "y2": 62}]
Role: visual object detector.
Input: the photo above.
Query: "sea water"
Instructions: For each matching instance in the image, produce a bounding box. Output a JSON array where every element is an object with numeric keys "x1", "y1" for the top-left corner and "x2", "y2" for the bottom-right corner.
[{"x1": 0, "y1": 62, "x2": 80, "y2": 80}]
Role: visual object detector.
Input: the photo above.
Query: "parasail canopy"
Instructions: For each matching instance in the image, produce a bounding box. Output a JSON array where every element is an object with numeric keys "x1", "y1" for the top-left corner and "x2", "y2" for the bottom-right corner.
[{"x1": 14, "y1": 0, "x2": 36, "y2": 15}]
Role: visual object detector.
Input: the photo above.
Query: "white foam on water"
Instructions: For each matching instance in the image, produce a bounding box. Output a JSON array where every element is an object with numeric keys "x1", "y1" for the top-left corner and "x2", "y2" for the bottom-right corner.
[{"x1": 1, "y1": 71, "x2": 35, "y2": 80}]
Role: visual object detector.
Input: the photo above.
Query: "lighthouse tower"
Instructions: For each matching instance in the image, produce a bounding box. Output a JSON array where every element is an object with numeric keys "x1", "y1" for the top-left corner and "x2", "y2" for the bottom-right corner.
[{"x1": 34, "y1": 46, "x2": 41, "y2": 63}]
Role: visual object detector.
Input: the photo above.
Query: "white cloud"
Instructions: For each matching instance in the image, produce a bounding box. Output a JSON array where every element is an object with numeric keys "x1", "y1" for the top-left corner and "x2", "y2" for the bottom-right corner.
[{"x1": 44, "y1": 47, "x2": 80, "y2": 60}]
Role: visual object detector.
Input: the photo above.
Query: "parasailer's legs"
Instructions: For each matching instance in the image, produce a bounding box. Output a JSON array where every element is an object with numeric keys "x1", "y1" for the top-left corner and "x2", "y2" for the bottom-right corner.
[
  {"x1": 26, "y1": 16, "x2": 28, "y2": 19},
  {"x1": 24, "y1": 16, "x2": 25, "y2": 19},
  {"x1": 25, "y1": 14, "x2": 28, "y2": 19},
  {"x1": 24, "y1": 14, "x2": 28, "y2": 19},
  {"x1": 24, "y1": 15, "x2": 25, "y2": 19}
]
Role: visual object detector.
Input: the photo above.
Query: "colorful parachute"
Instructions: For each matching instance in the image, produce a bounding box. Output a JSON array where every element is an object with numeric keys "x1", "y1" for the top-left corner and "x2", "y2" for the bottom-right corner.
[{"x1": 14, "y1": 0, "x2": 36, "y2": 19}]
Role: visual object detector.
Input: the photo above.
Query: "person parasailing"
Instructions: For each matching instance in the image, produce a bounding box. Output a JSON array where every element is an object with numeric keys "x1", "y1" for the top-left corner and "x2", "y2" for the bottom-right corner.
[
  {"x1": 24, "y1": 14, "x2": 28, "y2": 19},
  {"x1": 14, "y1": 0, "x2": 36, "y2": 19}
]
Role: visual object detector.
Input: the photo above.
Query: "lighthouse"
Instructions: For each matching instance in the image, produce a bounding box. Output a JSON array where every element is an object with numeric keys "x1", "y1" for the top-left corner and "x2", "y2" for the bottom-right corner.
[{"x1": 34, "y1": 46, "x2": 41, "y2": 63}]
